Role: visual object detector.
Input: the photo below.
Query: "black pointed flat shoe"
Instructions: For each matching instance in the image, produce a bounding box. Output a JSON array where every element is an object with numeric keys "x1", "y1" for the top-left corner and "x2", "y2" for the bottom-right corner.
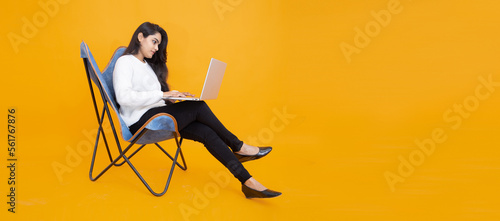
[
  {"x1": 242, "y1": 184, "x2": 282, "y2": 199},
  {"x1": 234, "y1": 146, "x2": 272, "y2": 163}
]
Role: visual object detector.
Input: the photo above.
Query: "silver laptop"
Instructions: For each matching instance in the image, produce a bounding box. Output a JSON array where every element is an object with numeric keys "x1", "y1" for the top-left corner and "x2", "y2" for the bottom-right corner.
[{"x1": 163, "y1": 58, "x2": 227, "y2": 101}]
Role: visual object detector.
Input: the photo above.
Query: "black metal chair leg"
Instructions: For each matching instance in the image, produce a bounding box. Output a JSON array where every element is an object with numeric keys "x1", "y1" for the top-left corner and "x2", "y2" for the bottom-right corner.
[
  {"x1": 86, "y1": 62, "x2": 115, "y2": 163},
  {"x1": 89, "y1": 129, "x2": 148, "y2": 181},
  {"x1": 120, "y1": 134, "x2": 183, "y2": 196},
  {"x1": 114, "y1": 144, "x2": 146, "y2": 166},
  {"x1": 97, "y1": 105, "x2": 114, "y2": 162},
  {"x1": 155, "y1": 142, "x2": 187, "y2": 170}
]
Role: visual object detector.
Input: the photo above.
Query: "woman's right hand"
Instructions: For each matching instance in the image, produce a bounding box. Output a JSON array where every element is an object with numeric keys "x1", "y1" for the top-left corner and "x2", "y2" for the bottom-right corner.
[
  {"x1": 163, "y1": 90, "x2": 195, "y2": 98},
  {"x1": 163, "y1": 90, "x2": 185, "y2": 98}
]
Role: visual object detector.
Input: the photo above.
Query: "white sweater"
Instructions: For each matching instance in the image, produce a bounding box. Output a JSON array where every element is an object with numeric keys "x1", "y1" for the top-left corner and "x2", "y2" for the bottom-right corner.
[{"x1": 113, "y1": 55, "x2": 166, "y2": 127}]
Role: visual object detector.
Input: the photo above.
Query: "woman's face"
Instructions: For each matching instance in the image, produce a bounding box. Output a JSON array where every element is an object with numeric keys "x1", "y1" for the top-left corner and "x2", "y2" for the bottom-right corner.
[{"x1": 138, "y1": 32, "x2": 161, "y2": 59}]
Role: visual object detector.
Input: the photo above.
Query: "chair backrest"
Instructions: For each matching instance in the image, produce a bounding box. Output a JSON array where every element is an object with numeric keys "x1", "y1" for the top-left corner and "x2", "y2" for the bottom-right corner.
[
  {"x1": 101, "y1": 47, "x2": 127, "y2": 109},
  {"x1": 80, "y1": 41, "x2": 134, "y2": 141}
]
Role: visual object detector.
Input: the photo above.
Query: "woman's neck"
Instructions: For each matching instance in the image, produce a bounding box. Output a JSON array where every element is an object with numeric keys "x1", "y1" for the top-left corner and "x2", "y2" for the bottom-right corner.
[{"x1": 133, "y1": 53, "x2": 146, "y2": 63}]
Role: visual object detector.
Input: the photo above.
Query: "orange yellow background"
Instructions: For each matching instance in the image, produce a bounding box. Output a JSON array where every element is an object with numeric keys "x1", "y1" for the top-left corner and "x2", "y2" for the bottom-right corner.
[{"x1": 2, "y1": 0, "x2": 500, "y2": 220}]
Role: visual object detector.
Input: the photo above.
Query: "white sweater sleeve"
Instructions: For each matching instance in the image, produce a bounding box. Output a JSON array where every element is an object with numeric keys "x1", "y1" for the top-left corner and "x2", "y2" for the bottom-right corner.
[{"x1": 113, "y1": 58, "x2": 164, "y2": 108}]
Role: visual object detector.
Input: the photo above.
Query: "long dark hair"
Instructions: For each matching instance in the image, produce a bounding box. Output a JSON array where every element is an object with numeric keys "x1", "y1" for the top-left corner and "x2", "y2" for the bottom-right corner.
[{"x1": 123, "y1": 22, "x2": 170, "y2": 92}]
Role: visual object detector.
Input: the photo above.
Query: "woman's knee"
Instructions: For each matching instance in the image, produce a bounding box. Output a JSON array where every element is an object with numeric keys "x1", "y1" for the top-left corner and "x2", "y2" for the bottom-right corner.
[
  {"x1": 181, "y1": 100, "x2": 208, "y2": 111},
  {"x1": 180, "y1": 122, "x2": 217, "y2": 143},
  {"x1": 195, "y1": 100, "x2": 209, "y2": 110}
]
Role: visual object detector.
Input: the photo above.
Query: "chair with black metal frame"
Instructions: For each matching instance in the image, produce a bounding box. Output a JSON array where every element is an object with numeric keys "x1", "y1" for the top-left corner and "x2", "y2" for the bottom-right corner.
[{"x1": 80, "y1": 41, "x2": 187, "y2": 196}]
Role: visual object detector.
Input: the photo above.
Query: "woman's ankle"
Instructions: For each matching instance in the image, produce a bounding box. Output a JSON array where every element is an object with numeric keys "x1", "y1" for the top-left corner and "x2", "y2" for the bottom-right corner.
[
  {"x1": 236, "y1": 144, "x2": 259, "y2": 155},
  {"x1": 244, "y1": 177, "x2": 266, "y2": 191}
]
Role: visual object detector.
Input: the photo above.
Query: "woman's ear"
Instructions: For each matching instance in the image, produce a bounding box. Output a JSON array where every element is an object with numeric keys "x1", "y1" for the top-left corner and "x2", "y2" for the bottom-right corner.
[{"x1": 137, "y1": 32, "x2": 144, "y2": 42}]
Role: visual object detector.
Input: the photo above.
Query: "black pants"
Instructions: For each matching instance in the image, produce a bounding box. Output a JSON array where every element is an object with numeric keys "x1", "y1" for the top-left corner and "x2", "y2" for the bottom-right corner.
[{"x1": 129, "y1": 101, "x2": 251, "y2": 183}]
